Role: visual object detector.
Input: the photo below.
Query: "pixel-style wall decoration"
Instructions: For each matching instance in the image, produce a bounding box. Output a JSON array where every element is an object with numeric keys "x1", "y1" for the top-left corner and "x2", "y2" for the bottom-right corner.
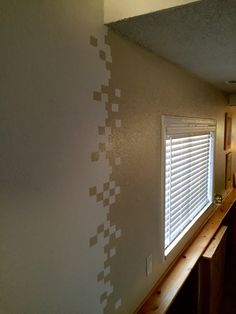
[{"x1": 89, "y1": 29, "x2": 122, "y2": 312}]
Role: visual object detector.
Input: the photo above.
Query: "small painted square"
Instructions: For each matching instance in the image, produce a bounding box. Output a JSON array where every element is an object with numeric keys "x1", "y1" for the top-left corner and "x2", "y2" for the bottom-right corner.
[
  {"x1": 111, "y1": 103, "x2": 119, "y2": 112},
  {"x1": 115, "y1": 89, "x2": 121, "y2": 97},
  {"x1": 104, "y1": 274, "x2": 111, "y2": 283},
  {"x1": 103, "y1": 190, "x2": 109, "y2": 199},
  {"x1": 104, "y1": 207, "x2": 109, "y2": 216},
  {"x1": 115, "y1": 157, "x2": 121, "y2": 165},
  {"x1": 104, "y1": 252, "x2": 108, "y2": 261},
  {"x1": 102, "y1": 93, "x2": 108, "y2": 102},
  {"x1": 104, "y1": 229, "x2": 110, "y2": 238},
  {"x1": 99, "y1": 152, "x2": 106, "y2": 160},
  {"x1": 101, "y1": 85, "x2": 109, "y2": 93},
  {"x1": 115, "y1": 186, "x2": 121, "y2": 195},
  {"x1": 98, "y1": 126, "x2": 105, "y2": 135},
  {"x1": 100, "y1": 291, "x2": 108, "y2": 303},
  {"x1": 110, "y1": 233, "x2": 116, "y2": 242},
  {"x1": 106, "y1": 61, "x2": 112, "y2": 71},
  {"x1": 115, "y1": 120, "x2": 122, "y2": 128},
  {"x1": 115, "y1": 299, "x2": 122, "y2": 310},
  {"x1": 109, "y1": 188, "x2": 115, "y2": 196},
  {"x1": 89, "y1": 186, "x2": 97, "y2": 196},
  {"x1": 99, "y1": 143, "x2": 106, "y2": 152},
  {"x1": 97, "y1": 271, "x2": 104, "y2": 282},
  {"x1": 104, "y1": 259, "x2": 110, "y2": 268},
  {"x1": 115, "y1": 229, "x2": 122, "y2": 239},
  {"x1": 106, "y1": 54, "x2": 113, "y2": 63},
  {"x1": 105, "y1": 109, "x2": 109, "y2": 119},
  {"x1": 103, "y1": 182, "x2": 110, "y2": 191},
  {"x1": 109, "y1": 195, "x2": 115, "y2": 205},
  {"x1": 106, "y1": 151, "x2": 112, "y2": 161},
  {"x1": 104, "y1": 244, "x2": 109, "y2": 253},
  {"x1": 106, "y1": 142, "x2": 112, "y2": 151},
  {"x1": 104, "y1": 237, "x2": 110, "y2": 244},
  {"x1": 93, "y1": 91, "x2": 102, "y2": 101},
  {"x1": 109, "y1": 225, "x2": 116, "y2": 234},
  {"x1": 96, "y1": 192, "x2": 104, "y2": 202},
  {"x1": 104, "y1": 266, "x2": 111, "y2": 276},
  {"x1": 105, "y1": 127, "x2": 112, "y2": 136},
  {"x1": 97, "y1": 224, "x2": 104, "y2": 234},
  {"x1": 91, "y1": 152, "x2": 99, "y2": 162},
  {"x1": 101, "y1": 299, "x2": 108, "y2": 309},
  {"x1": 107, "y1": 284, "x2": 114, "y2": 295},
  {"x1": 99, "y1": 50, "x2": 106, "y2": 61},
  {"x1": 103, "y1": 198, "x2": 109, "y2": 207},
  {"x1": 110, "y1": 247, "x2": 116, "y2": 257},
  {"x1": 109, "y1": 181, "x2": 115, "y2": 189},
  {"x1": 90, "y1": 36, "x2": 98, "y2": 47},
  {"x1": 89, "y1": 235, "x2": 98, "y2": 247}
]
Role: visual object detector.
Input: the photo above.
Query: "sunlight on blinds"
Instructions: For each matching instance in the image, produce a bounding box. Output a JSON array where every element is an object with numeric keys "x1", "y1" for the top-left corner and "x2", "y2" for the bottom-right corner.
[{"x1": 164, "y1": 119, "x2": 215, "y2": 251}]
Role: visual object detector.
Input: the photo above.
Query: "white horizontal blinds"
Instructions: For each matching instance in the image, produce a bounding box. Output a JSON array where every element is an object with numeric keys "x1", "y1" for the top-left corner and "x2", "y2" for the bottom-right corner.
[{"x1": 164, "y1": 118, "x2": 215, "y2": 250}]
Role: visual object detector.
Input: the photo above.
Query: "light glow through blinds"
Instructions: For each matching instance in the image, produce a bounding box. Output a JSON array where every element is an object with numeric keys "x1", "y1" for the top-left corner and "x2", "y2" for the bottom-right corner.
[{"x1": 164, "y1": 117, "x2": 215, "y2": 251}]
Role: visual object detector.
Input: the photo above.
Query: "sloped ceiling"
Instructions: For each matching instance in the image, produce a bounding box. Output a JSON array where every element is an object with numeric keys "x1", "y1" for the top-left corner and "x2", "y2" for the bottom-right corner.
[{"x1": 109, "y1": 0, "x2": 236, "y2": 93}]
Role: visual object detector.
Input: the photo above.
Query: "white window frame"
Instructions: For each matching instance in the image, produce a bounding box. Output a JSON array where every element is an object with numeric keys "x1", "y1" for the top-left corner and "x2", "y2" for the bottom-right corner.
[{"x1": 161, "y1": 115, "x2": 216, "y2": 257}]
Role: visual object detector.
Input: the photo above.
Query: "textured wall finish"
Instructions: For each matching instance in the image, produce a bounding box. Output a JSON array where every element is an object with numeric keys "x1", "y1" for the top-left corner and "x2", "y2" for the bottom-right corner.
[
  {"x1": 110, "y1": 0, "x2": 236, "y2": 92},
  {"x1": 106, "y1": 29, "x2": 228, "y2": 312},
  {"x1": 0, "y1": 0, "x2": 232, "y2": 313}
]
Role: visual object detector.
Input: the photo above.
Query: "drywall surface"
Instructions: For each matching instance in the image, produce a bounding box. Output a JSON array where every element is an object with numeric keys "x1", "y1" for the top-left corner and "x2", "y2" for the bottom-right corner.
[
  {"x1": 104, "y1": 0, "x2": 199, "y2": 23},
  {"x1": 0, "y1": 1, "x2": 121, "y2": 313},
  {"x1": 106, "y1": 30, "x2": 228, "y2": 312},
  {"x1": 0, "y1": 0, "x2": 229, "y2": 313}
]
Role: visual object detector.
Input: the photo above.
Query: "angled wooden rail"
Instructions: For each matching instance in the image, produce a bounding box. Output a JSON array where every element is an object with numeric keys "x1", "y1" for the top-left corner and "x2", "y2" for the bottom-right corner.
[
  {"x1": 199, "y1": 225, "x2": 227, "y2": 314},
  {"x1": 136, "y1": 189, "x2": 236, "y2": 314}
]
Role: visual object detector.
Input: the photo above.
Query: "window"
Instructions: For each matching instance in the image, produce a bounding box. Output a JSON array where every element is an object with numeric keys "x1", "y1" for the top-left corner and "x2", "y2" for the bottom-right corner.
[{"x1": 162, "y1": 116, "x2": 216, "y2": 255}]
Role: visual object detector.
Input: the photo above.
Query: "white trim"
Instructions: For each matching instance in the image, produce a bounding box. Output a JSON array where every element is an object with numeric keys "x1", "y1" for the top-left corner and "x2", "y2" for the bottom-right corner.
[
  {"x1": 161, "y1": 115, "x2": 216, "y2": 257},
  {"x1": 160, "y1": 115, "x2": 167, "y2": 262}
]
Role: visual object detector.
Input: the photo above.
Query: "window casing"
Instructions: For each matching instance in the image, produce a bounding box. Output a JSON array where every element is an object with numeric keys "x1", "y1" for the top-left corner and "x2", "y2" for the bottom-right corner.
[{"x1": 162, "y1": 116, "x2": 216, "y2": 255}]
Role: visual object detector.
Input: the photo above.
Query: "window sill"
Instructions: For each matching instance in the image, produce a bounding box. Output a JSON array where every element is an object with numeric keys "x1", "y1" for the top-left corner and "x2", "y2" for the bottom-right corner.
[{"x1": 135, "y1": 188, "x2": 236, "y2": 314}]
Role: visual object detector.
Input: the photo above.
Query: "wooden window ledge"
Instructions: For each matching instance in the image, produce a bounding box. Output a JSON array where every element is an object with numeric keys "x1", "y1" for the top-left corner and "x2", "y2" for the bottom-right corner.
[{"x1": 136, "y1": 189, "x2": 236, "y2": 314}]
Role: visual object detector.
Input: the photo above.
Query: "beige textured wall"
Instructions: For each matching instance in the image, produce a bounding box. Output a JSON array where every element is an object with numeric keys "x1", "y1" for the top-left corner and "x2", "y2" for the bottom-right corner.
[
  {"x1": 0, "y1": 1, "x2": 230, "y2": 314},
  {"x1": 106, "y1": 30, "x2": 228, "y2": 312}
]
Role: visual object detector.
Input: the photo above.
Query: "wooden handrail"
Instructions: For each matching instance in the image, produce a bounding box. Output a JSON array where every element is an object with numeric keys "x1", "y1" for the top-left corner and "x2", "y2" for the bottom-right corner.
[{"x1": 136, "y1": 189, "x2": 236, "y2": 314}]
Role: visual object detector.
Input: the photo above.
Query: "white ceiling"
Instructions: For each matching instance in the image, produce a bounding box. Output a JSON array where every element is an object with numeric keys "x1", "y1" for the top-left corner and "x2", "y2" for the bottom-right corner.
[{"x1": 109, "y1": 0, "x2": 236, "y2": 93}]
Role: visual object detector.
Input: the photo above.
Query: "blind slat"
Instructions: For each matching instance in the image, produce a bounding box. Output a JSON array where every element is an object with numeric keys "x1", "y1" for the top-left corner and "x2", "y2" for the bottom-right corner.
[
  {"x1": 166, "y1": 182, "x2": 208, "y2": 223},
  {"x1": 165, "y1": 163, "x2": 209, "y2": 189},
  {"x1": 165, "y1": 160, "x2": 209, "y2": 185},
  {"x1": 165, "y1": 175, "x2": 208, "y2": 206},
  {"x1": 166, "y1": 154, "x2": 210, "y2": 176}
]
